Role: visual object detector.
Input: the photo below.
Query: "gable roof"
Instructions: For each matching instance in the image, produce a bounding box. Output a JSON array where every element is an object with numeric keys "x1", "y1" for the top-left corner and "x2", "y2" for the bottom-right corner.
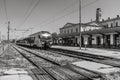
[
  {"x1": 83, "y1": 21, "x2": 103, "y2": 27},
  {"x1": 60, "y1": 21, "x2": 103, "y2": 30},
  {"x1": 63, "y1": 23, "x2": 77, "y2": 28}
]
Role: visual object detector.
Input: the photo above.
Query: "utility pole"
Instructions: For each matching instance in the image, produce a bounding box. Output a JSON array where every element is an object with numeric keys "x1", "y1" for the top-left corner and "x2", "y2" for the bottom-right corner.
[
  {"x1": 0, "y1": 32, "x2": 2, "y2": 43},
  {"x1": 79, "y1": 0, "x2": 81, "y2": 49},
  {"x1": 7, "y1": 21, "x2": 10, "y2": 42}
]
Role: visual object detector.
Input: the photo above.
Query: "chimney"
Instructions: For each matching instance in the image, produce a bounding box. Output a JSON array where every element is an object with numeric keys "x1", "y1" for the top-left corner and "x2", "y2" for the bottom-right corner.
[
  {"x1": 117, "y1": 15, "x2": 119, "y2": 18},
  {"x1": 91, "y1": 19, "x2": 93, "y2": 22},
  {"x1": 102, "y1": 19, "x2": 104, "y2": 21},
  {"x1": 96, "y1": 8, "x2": 102, "y2": 22},
  {"x1": 108, "y1": 17, "x2": 110, "y2": 20}
]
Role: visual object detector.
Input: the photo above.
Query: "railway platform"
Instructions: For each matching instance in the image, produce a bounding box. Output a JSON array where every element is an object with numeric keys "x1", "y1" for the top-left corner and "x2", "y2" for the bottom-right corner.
[{"x1": 52, "y1": 45, "x2": 120, "y2": 59}]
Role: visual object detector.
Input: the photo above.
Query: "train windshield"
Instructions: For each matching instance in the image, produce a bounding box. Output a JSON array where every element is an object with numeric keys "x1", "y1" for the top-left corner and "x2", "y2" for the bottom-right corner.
[{"x1": 41, "y1": 33, "x2": 52, "y2": 40}]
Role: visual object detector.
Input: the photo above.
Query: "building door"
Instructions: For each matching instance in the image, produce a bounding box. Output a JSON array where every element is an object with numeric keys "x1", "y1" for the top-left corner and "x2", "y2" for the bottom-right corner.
[
  {"x1": 96, "y1": 36, "x2": 101, "y2": 46},
  {"x1": 76, "y1": 38, "x2": 77, "y2": 44},
  {"x1": 88, "y1": 36, "x2": 92, "y2": 46},
  {"x1": 81, "y1": 36, "x2": 84, "y2": 46},
  {"x1": 106, "y1": 35, "x2": 110, "y2": 47}
]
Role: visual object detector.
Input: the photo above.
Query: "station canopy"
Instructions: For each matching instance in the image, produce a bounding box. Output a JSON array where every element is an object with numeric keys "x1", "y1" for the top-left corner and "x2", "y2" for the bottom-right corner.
[
  {"x1": 60, "y1": 27, "x2": 120, "y2": 38},
  {"x1": 82, "y1": 27, "x2": 120, "y2": 35}
]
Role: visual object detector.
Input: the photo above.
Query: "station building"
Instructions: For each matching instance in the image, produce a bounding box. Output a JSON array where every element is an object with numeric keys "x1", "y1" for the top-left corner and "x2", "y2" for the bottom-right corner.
[{"x1": 59, "y1": 8, "x2": 120, "y2": 48}]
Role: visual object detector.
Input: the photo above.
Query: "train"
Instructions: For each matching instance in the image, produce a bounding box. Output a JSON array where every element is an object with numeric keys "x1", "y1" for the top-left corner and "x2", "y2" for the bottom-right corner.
[{"x1": 16, "y1": 31, "x2": 52, "y2": 49}]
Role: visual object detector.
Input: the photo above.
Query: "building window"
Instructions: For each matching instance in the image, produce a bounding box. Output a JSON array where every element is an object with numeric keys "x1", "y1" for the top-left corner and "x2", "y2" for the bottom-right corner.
[
  {"x1": 67, "y1": 30, "x2": 69, "y2": 33},
  {"x1": 60, "y1": 30, "x2": 62, "y2": 34},
  {"x1": 76, "y1": 28, "x2": 78, "y2": 32},
  {"x1": 116, "y1": 22, "x2": 118, "y2": 27},
  {"x1": 38, "y1": 35, "x2": 40, "y2": 38},
  {"x1": 104, "y1": 24, "x2": 108, "y2": 28},
  {"x1": 104, "y1": 25, "x2": 106, "y2": 28},
  {"x1": 111, "y1": 23, "x2": 113, "y2": 27},
  {"x1": 106, "y1": 24, "x2": 108, "y2": 28},
  {"x1": 64, "y1": 31, "x2": 66, "y2": 34},
  {"x1": 71, "y1": 29, "x2": 73, "y2": 33}
]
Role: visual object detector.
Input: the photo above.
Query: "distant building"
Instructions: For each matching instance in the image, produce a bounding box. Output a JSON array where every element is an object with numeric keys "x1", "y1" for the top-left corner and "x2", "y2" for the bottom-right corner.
[{"x1": 59, "y1": 8, "x2": 120, "y2": 48}]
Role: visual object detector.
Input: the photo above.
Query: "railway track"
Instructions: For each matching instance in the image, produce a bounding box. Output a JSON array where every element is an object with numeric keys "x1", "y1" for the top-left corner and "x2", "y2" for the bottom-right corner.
[
  {"x1": 13, "y1": 45, "x2": 120, "y2": 80},
  {"x1": 30, "y1": 68, "x2": 53, "y2": 80},
  {"x1": 12, "y1": 45, "x2": 97, "y2": 80},
  {"x1": 47, "y1": 48, "x2": 120, "y2": 68},
  {"x1": 18, "y1": 45, "x2": 120, "y2": 68},
  {"x1": 13, "y1": 46, "x2": 57, "y2": 80}
]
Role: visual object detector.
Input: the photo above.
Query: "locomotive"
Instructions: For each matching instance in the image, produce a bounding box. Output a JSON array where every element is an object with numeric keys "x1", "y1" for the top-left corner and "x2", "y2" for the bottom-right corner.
[{"x1": 16, "y1": 31, "x2": 52, "y2": 49}]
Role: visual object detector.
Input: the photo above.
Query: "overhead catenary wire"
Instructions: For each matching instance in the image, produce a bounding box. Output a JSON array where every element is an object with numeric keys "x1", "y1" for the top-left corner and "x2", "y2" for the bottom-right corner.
[
  {"x1": 29, "y1": 0, "x2": 99, "y2": 29},
  {"x1": 3, "y1": 0, "x2": 9, "y2": 21},
  {"x1": 24, "y1": 0, "x2": 99, "y2": 29},
  {"x1": 82, "y1": 0, "x2": 98, "y2": 8},
  {"x1": 22, "y1": 0, "x2": 78, "y2": 28},
  {"x1": 18, "y1": 0, "x2": 34, "y2": 27},
  {"x1": 19, "y1": 0, "x2": 41, "y2": 28},
  {"x1": 14, "y1": 0, "x2": 78, "y2": 38}
]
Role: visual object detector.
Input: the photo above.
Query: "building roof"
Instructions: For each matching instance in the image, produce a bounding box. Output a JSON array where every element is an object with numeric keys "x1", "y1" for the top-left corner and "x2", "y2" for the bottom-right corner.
[
  {"x1": 29, "y1": 31, "x2": 50, "y2": 37},
  {"x1": 60, "y1": 27, "x2": 120, "y2": 38},
  {"x1": 100, "y1": 16, "x2": 120, "y2": 23},
  {"x1": 60, "y1": 21, "x2": 103, "y2": 30},
  {"x1": 83, "y1": 21, "x2": 103, "y2": 27},
  {"x1": 82, "y1": 27, "x2": 120, "y2": 35},
  {"x1": 60, "y1": 23, "x2": 78, "y2": 29}
]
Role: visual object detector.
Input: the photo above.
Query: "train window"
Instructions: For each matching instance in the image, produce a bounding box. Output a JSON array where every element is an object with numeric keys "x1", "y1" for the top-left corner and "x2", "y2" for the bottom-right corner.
[
  {"x1": 38, "y1": 35, "x2": 40, "y2": 38},
  {"x1": 42, "y1": 33, "x2": 51, "y2": 37},
  {"x1": 31, "y1": 37, "x2": 35, "y2": 40}
]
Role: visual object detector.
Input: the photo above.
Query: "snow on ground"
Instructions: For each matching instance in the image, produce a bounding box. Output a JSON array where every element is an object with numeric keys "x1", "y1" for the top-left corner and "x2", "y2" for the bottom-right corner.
[
  {"x1": 72, "y1": 60, "x2": 120, "y2": 80},
  {"x1": 72, "y1": 61, "x2": 120, "y2": 74},
  {"x1": 19, "y1": 46, "x2": 80, "y2": 65},
  {"x1": 0, "y1": 68, "x2": 33, "y2": 80},
  {"x1": 52, "y1": 46, "x2": 120, "y2": 59},
  {"x1": 0, "y1": 75, "x2": 33, "y2": 80},
  {"x1": 0, "y1": 45, "x2": 34, "y2": 80},
  {"x1": 4, "y1": 68, "x2": 28, "y2": 74}
]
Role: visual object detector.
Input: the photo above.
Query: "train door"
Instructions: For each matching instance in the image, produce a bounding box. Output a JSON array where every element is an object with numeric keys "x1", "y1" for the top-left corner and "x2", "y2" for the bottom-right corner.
[
  {"x1": 34, "y1": 35, "x2": 40, "y2": 47},
  {"x1": 37, "y1": 34, "x2": 42, "y2": 47}
]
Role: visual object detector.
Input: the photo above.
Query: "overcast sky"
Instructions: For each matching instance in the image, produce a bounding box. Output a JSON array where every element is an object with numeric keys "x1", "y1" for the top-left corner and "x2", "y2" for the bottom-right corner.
[{"x1": 0, "y1": 0, "x2": 120, "y2": 39}]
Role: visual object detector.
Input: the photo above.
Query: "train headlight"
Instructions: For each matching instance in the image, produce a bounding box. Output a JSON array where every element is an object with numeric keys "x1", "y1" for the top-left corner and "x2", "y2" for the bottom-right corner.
[
  {"x1": 93, "y1": 78, "x2": 101, "y2": 80},
  {"x1": 50, "y1": 41, "x2": 52, "y2": 44},
  {"x1": 42, "y1": 33, "x2": 51, "y2": 37},
  {"x1": 41, "y1": 42, "x2": 45, "y2": 44}
]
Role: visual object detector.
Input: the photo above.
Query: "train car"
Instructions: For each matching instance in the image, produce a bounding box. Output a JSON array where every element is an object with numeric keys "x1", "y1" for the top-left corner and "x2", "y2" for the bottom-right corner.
[
  {"x1": 16, "y1": 31, "x2": 52, "y2": 49},
  {"x1": 16, "y1": 37, "x2": 31, "y2": 47},
  {"x1": 29, "y1": 31, "x2": 52, "y2": 49}
]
